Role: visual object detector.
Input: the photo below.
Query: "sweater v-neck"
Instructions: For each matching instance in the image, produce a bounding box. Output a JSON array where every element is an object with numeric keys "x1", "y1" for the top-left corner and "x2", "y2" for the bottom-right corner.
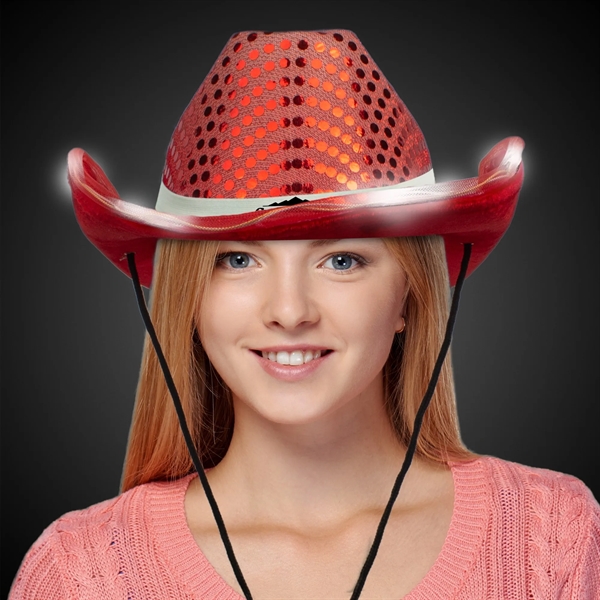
[{"x1": 148, "y1": 459, "x2": 488, "y2": 600}]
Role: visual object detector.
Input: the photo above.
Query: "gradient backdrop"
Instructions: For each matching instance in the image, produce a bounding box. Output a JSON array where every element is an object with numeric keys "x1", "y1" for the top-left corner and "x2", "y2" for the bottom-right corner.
[{"x1": 2, "y1": 1, "x2": 598, "y2": 595}]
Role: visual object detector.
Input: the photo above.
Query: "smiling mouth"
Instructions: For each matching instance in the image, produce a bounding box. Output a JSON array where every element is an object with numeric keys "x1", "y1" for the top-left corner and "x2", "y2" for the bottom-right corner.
[{"x1": 251, "y1": 349, "x2": 332, "y2": 366}]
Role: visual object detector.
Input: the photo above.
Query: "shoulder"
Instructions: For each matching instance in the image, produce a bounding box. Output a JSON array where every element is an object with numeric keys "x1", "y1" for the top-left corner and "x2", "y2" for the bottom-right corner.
[
  {"x1": 9, "y1": 475, "x2": 195, "y2": 599},
  {"x1": 455, "y1": 456, "x2": 600, "y2": 597},
  {"x1": 476, "y1": 455, "x2": 598, "y2": 510}
]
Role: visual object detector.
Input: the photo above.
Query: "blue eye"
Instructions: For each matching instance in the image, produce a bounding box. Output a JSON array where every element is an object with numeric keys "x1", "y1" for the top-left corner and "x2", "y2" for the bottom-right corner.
[
  {"x1": 324, "y1": 253, "x2": 362, "y2": 271},
  {"x1": 218, "y1": 252, "x2": 255, "y2": 269}
]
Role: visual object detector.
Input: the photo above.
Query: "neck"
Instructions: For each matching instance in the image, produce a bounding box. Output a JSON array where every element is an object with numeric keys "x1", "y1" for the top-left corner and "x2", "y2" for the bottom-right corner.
[{"x1": 208, "y1": 379, "x2": 410, "y2": 529}]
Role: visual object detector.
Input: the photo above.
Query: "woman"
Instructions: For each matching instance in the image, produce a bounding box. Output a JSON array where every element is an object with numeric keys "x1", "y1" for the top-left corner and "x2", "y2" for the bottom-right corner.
[{"x1": 10, "y1": 30, "x2": 598, "y2": 599}]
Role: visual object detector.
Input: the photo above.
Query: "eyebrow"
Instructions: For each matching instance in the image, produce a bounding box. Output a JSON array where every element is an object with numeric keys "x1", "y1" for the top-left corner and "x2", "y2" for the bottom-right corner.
[{"x1": 233, "y1": 239, "x2": 342, "y2": 248}]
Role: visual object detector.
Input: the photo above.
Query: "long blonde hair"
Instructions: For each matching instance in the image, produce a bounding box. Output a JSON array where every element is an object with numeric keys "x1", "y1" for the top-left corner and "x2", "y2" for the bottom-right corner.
[{"x1": 121, "y1": 237, "x2": 474, "y2": 491}]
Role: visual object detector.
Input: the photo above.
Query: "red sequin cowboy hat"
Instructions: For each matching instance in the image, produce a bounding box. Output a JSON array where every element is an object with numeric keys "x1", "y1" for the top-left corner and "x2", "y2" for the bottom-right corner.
[{"x1": 68, "y1": 30, "x2": 524, "y2": 288}]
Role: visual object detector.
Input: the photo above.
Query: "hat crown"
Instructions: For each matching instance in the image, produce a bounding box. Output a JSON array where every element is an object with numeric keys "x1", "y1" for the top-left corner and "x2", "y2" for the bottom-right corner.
[{"x1": 163, "y1": 30, "x2": 431, "y2": 199}]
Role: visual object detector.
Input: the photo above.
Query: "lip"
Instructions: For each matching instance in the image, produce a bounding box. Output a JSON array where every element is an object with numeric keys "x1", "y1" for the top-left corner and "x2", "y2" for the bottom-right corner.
[
  {"x1": 251, "y1": 349, "x2": 333, "y2": 382},
  {"x1": 253, "y1": 344, "x2": 330, "y2": 353}
]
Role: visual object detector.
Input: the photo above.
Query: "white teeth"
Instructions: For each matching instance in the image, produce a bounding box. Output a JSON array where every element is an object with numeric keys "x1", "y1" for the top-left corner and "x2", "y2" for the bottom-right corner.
[
  {"x1": 260, "y1": 349, "x2": 325, "y2": 365},
  {"x1": 276, "y1": 351, "x2": 290, "y2": 365},
  {"x1": 290, "y1": 351, "x2": 304, "y2": 365}
]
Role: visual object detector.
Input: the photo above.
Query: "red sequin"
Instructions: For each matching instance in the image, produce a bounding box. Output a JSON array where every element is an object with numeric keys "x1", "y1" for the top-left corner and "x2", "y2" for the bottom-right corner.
[{"x1": 165, "y1": 30, "x2": 432, "y2": 199}]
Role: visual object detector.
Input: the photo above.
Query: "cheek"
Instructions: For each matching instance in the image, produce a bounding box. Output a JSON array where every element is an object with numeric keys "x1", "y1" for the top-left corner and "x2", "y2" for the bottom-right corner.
[
  {"x1": 330, "y1": 280, "x2": 402, "y2": 359},
  {"x1": 197, "y1": 285, "x2": 238, "y2": 360}
]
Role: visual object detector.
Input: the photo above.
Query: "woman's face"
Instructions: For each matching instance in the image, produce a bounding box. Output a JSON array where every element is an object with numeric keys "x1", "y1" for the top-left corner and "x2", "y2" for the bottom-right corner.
[{"x1": 199, "y1": 239, "x2": 407, "y2": 426}]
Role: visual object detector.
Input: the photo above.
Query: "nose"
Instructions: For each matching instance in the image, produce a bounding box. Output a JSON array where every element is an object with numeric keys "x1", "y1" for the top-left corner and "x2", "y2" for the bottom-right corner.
[{"x1": 261, "y1": 262, "x2": 320, "y2": 331}]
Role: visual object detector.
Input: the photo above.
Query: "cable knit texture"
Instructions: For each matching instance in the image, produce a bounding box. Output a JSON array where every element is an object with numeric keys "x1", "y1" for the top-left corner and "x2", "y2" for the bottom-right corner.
[{"x1": 10, "y1": 457, "x2": 600, "y2": 599}]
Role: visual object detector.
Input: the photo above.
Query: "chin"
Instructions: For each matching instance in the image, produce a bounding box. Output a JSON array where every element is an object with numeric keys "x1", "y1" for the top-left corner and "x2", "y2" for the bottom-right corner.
[{"x1": 235, "y1": 388, "x2": 348, "y2": 428}]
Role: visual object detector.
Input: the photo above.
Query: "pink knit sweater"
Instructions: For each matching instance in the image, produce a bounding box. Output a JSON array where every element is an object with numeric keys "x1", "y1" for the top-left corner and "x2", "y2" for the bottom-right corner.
[{"x1": 10, "y1": 457, "x2": 600, "y2": 599}]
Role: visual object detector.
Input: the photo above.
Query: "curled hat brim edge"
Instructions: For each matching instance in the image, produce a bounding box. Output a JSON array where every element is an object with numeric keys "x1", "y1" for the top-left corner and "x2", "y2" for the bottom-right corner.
[{"x1": 67, "y1": 137, "x2": 524, "y2": 288}]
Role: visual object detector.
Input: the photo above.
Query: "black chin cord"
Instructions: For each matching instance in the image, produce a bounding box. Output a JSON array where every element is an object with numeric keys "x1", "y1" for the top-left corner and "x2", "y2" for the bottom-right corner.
[
  {"x1": 127, "y1": 243, "x2": 472, "y2": 600},
  {"x1": 349, "y1": 242, "x2": 472, "y2": 599},
  {"x1": 126, "y1": 254, "x2": 253, "y2": 600}
]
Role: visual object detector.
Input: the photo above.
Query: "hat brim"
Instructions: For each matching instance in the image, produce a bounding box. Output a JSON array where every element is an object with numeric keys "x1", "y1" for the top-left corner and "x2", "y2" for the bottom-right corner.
[{"x1": 68, "y1": 137, "x2": 524, "y2": 288}]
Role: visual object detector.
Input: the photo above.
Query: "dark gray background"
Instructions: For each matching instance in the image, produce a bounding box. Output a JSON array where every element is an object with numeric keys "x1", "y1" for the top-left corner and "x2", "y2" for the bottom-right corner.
[{"x1": 2, "y1": 1, "x2": 598, "y2": 595}]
